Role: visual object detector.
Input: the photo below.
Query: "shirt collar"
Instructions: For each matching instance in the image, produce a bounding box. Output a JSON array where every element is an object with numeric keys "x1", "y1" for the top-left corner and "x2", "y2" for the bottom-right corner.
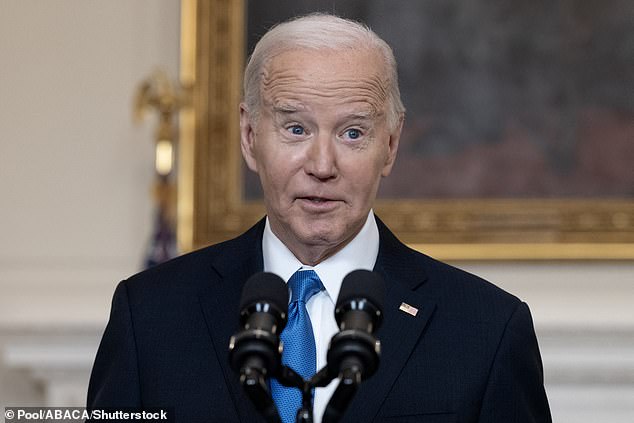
[{"x1": 262, "y1": 211, "x2": 380, "y2": 303}]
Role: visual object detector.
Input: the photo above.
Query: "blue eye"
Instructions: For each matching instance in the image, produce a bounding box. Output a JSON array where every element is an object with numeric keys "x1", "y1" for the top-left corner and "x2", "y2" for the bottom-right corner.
[
  {"x1": 345, "y1": 128, "x2": 361, "y2": 139},
  {"x1": 288, "y1": 125, "x2": 305, "y2": 135}
]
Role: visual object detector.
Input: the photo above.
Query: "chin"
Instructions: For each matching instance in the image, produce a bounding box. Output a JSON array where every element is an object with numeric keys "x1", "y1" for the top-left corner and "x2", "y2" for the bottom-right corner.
[{"x1": 296, "y1": 222, "x2": 348, "y2": 247}]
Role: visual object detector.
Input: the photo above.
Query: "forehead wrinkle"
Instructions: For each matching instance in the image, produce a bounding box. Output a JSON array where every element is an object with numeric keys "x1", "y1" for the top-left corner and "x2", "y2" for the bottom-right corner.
[
  {"x1": 263, "y1": 73, "x2": 388, "y2": 97},
  {"x1": 262, "y1": 76, "x2": 389, "y2": 117},
  {"x1": 261, "y1": 56, "x2": 389, "y2": 93}
]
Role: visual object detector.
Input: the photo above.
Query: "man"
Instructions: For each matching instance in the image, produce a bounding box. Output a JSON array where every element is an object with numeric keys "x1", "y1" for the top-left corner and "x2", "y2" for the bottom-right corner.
[{"x1": 88, "y1": 14, "x2": 551, "y2": 422}]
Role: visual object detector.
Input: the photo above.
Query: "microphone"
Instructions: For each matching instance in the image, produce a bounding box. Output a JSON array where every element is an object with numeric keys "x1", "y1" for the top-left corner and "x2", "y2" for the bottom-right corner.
[
  {"x1": 229, "y1": 272, "x2": 289, "y2": 423},
  {"x1": 323, "y1": 270, "x2": 385, "y2": 423},
  {"x1": 328, "y1": 269, "x2": 385, "y2": 378}
]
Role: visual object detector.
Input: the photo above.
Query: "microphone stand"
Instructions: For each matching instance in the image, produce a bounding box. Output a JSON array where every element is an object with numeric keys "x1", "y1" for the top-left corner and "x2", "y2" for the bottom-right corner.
[
  {"x1": 239, "y1": 365, "x2": 282, "y2": 423},
  {"x1": 236, "y1": 355, "x2": 346, "y2": 423},
  {"x1": 320, "y1": 365, "x2": 361, "y2": 423},
  {"x1": 274, "y1": 365, "x2": 336, "y2": 423},
  {"x1": 275, "y1": 363, "x2": 361, "y2": 423},
  {"x1": 240, "y1": 333, "x2": 377, "y2": 423}
]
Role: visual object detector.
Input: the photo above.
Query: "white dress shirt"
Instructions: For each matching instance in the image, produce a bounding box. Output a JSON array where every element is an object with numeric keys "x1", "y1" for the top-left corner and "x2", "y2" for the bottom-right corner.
[{"x1": 262, "y1": 211, "x2": 380, "y2": 423}]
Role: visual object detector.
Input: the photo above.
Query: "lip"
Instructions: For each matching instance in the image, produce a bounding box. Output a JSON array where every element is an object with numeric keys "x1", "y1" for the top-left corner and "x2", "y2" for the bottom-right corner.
[{"x1": 296, "y1": 196, "x2": 341, "y2": 212}]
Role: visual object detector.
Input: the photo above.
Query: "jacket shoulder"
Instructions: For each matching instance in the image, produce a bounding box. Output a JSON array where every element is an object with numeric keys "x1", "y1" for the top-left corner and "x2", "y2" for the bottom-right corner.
[
  {"x1": 121, "y1": 219, "x2": 265, "y2": 302},
  {"x1": 376, "y1": 215, "x2": 521, "y2": 311},
  {"x1": 425, "y1": 255, "x2": 520, "y2": 307}
]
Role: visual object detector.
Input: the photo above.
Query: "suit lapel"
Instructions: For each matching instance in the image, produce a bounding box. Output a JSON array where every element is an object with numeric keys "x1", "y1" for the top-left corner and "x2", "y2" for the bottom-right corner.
[
  {"x1": 341, "y1": 218, "x2": 438, "y2": 422},
  {"x1": 198, "y1": 220, "x2": 266, "y2": 423}
]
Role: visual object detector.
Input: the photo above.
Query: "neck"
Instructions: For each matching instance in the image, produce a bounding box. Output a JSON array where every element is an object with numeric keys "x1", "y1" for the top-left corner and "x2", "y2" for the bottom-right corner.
[{"x1": 270, "y1": 223, "x2": 362, "y2": 267}]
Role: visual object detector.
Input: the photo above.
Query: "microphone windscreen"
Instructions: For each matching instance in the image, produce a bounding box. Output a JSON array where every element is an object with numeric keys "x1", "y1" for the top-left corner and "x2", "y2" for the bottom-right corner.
[
  {"x1": 239, "y1": 272, "x2": 289, "y2": 311},
  {"x1": 336, "y1": 270, "x2": 385, "y2": 311}
]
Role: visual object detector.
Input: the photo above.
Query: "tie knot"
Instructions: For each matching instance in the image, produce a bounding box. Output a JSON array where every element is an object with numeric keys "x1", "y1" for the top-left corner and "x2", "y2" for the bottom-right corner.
[{"x1": 288, "y1": 270, "x2": 323, "y2": 304}]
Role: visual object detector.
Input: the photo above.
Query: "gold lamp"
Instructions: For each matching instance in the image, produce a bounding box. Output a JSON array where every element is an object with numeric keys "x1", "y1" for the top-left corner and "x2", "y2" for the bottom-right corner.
[{"x1": 134, "y1": 69, "x2": 189, "y2": 266}]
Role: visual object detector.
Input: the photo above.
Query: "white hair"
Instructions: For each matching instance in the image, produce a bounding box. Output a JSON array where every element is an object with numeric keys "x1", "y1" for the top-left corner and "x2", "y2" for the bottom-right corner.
[{"x1": 243, "y1": 13, "x2": 405, "y2": 130}]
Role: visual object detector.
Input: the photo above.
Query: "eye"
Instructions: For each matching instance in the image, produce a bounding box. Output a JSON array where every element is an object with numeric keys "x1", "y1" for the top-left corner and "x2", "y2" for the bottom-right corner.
[
  {"x1": 344, "y1": 128, "x2": 362, "y2": 140},
  {"x1": 287, "y1": 125, "x2": 305, "y2": 136}
]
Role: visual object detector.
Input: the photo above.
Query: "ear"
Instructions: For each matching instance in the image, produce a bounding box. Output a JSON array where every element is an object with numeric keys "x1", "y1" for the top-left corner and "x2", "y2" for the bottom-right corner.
[
  {"x1": 240, "y1": 103, "x2": 258, "y2": 173},
  {"x1": 381, "y1": 114, "x2": 404, "y2": 177}
]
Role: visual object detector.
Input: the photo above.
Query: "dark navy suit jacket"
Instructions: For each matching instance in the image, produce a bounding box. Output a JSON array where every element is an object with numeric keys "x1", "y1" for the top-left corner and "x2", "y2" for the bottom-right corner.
[{"x1": 87, "y1": 217, "x2": 551, "y2": 422}]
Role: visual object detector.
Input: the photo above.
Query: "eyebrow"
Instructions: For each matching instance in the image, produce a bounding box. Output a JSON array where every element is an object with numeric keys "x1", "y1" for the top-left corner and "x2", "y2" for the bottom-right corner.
[
  {"x1": 272, "y1": 103, "x2": 306, "y2": 114},
  {"x1": 271, "y1": 103, "x2": 383, "y2": 123},
  {"x1": 273, "y1": 106, "x2": 377, "y2": 117},
  {"x1": 345, "y1": 111, "x2": 377, "y2": 121}
]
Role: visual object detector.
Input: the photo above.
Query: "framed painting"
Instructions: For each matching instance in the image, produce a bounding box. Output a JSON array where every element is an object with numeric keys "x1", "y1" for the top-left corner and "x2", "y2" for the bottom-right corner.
[{"x1": 177, "y1": 0, "x2": 634, "y2": 260}]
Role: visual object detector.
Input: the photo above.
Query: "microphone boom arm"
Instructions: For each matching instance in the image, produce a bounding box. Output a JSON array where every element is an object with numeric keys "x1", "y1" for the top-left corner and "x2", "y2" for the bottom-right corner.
[
  {"x1": 240, "y1": 366, "x2": 282, "y2": 423},
  {"x1": 321, "y1": 365, "x2": 362, "y2": 423}
]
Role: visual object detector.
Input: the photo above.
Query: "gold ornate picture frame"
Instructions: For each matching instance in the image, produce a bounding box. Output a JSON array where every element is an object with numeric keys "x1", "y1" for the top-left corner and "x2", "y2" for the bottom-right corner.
[{"x1": 177, "y1": 0, "x2": 634, "y2": 260}]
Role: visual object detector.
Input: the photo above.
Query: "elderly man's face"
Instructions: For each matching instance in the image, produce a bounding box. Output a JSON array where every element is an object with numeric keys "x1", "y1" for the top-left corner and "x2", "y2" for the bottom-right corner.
[{"x1": 240, "y1": 48, "x2": 401, "y2": 264}]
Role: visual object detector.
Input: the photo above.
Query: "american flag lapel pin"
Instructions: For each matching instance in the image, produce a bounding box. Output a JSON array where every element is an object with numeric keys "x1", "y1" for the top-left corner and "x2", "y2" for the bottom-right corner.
[{"x1": 399, "y1": 302, "x2": 419, "y2": 317}]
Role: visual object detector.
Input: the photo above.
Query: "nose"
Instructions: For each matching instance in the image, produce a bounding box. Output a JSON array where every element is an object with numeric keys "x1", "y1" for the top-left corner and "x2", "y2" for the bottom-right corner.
[{"x1": 304, "y1": 134, "x2": 337, "y2": 181}]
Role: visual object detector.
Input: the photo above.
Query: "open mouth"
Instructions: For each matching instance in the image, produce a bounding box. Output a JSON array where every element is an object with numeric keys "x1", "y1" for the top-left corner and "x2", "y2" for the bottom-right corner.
[
  {"x1": 297, "y1": 196, "x2": 339, "y2": 209},
  {"x1": 304, "y1": 197, "x2": 330, "y2": 203}
]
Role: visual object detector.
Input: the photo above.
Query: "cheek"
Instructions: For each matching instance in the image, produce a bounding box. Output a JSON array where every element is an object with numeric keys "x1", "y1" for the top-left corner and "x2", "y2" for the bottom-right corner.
[
  {"x1": 255, "y1": 144, "x2": 301, "y2": 196},
  {"x1": 342, "y1": 162, "x2": 384, "y2": 206},
  {"x1": 342, "y1": 147, "x2": 387, "y2": 186}
]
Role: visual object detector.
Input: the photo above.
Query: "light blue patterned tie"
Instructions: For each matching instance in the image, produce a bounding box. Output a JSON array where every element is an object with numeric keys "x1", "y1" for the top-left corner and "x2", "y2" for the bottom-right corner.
[{"x1": 271, "y1": 270, "x2": 323, "y2": 423}]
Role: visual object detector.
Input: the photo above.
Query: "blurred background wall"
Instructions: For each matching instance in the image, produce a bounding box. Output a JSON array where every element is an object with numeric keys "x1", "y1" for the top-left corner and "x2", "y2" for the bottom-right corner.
[
  {"x1": 0, "y1": 1, "x2": 632, "y2": 422},
  {"x1": 0, "y1": 0, "x2": 180, "y2": 407}
]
